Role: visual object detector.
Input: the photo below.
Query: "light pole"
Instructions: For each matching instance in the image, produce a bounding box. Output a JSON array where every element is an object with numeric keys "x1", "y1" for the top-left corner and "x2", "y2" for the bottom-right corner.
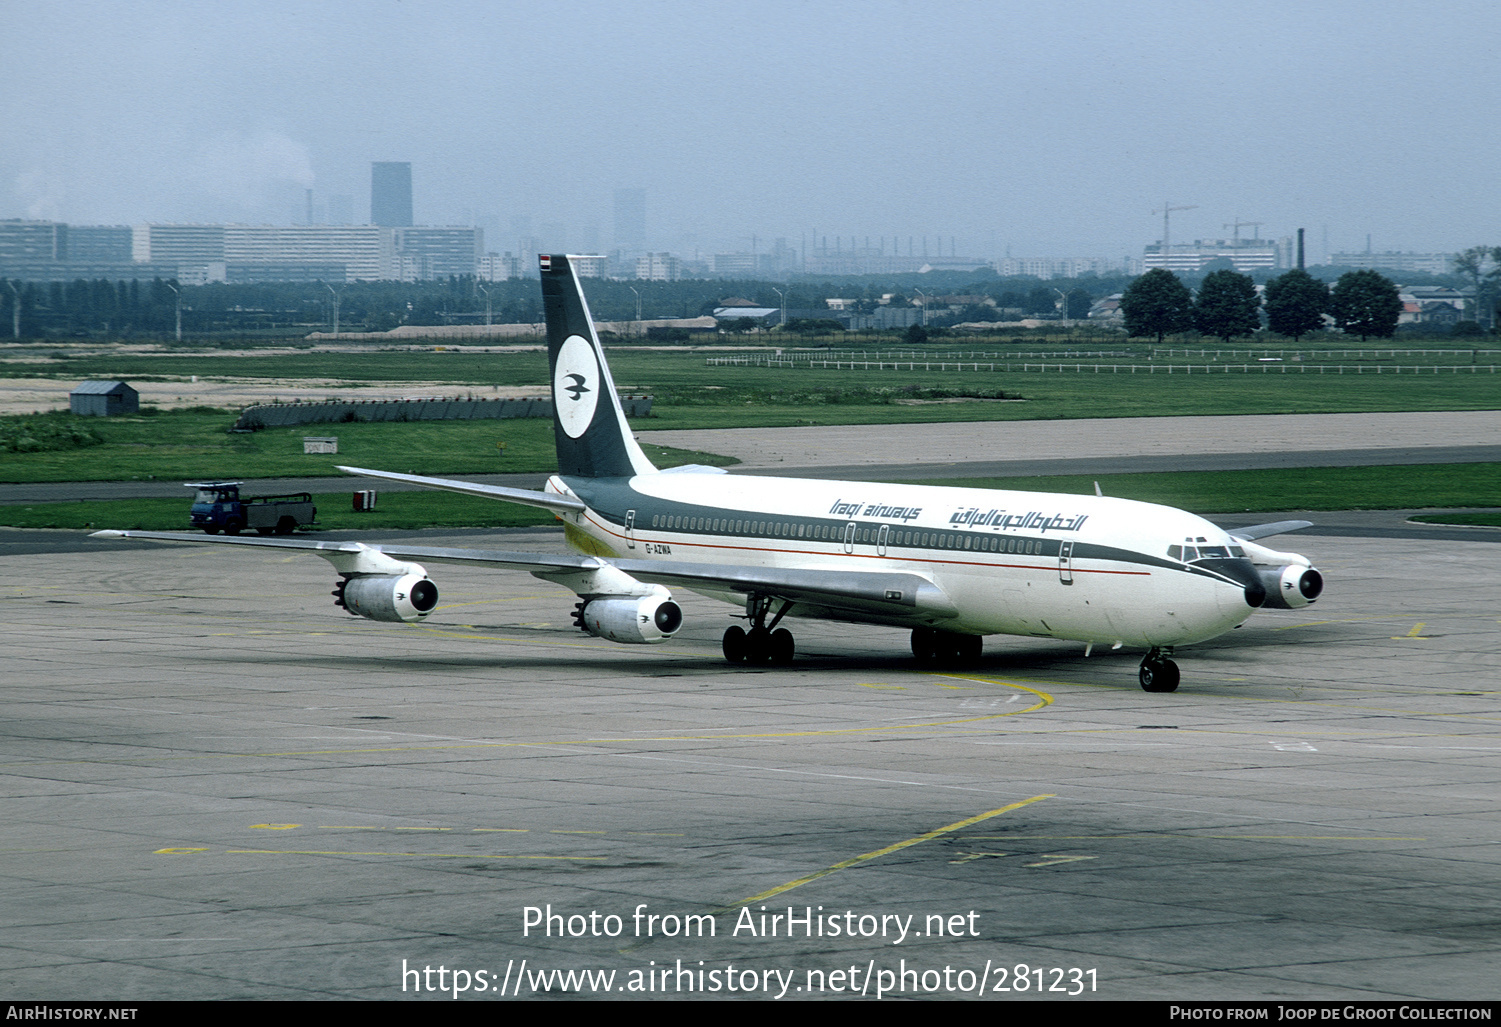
[
  {"x1": 165, "y1": 281, "x2": 181, "y2": 342},
  {"x1": 771, "y1": 286, "x2": 785, "y2": 327},
  {"x1": 476, "y1": 282, "x2": 492, "y2": 326},
  {"x1": 6, "y1": 280, "x2": 19, "y2": 340},
  {"x1": 628, "y1": 286, "x2": 642, "y2": 322},
  {"x1": 914, "y1": 288, "x2": 928, "y2": 327},
  {"x1": 324, "y1": 282, "x2": 342, "y2": 337}
]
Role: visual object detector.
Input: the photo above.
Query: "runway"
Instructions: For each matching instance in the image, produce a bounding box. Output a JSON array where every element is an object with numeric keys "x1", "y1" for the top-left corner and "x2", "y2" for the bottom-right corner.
[{"x1": 3, "y1": 524, "x2": 1498, "y2": 1000}]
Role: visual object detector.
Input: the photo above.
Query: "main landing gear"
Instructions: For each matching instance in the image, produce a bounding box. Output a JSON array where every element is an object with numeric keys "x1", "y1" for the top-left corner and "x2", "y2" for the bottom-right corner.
[
  {"x1": 1139, "y1": 648, "x2": 1180, "y2": 693},
  {"x1": 723, "y1": 597, "x2": 795, "y2": 665},
  {"x1": 911, "y1": 627, "x2": 982, "y2": 667}
]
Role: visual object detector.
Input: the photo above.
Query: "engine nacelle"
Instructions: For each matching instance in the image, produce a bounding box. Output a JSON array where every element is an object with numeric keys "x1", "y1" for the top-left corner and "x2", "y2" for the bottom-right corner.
[
  {"x1": 1258, "y1": 564, "x2": 1324, "y2": 610},
  {"x1": 573, "y1": 595, "x2": 683, "y2": 644},
  {"x1": 335, "y1": 573, "x2": 439, "y2": 623}
]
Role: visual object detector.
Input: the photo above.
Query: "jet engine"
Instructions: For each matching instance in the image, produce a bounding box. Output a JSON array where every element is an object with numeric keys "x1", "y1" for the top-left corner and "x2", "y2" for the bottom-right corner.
[
  {"x1": 1257, "y1": 564, "x2": 1324, "y2": 610},
  {"x1": 334, "y1": 573, "x2": 439, "y2": 623},
  {"x1": 572, "y1": 595, "x2": 683, "y2": 644}
]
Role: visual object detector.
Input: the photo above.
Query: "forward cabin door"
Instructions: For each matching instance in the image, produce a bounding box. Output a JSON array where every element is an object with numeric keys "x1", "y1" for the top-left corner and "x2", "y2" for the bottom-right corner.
[
  {"x1": 877, "y1": 524, "x2": 889, "y2": 557},
  {"x1": 1058, "y1": 539, "x2": 1074, "y2": 585},
  {"x1": 626, "y1": 509, "x2": 636, "y2": 549}
]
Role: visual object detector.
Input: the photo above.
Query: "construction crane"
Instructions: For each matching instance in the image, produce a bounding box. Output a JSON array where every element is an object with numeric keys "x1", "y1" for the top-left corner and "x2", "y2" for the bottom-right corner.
[
  {"x1": 1153, "y1": 202, "x2": 1198, "y2": 266},
  {"x1": 1223, "y1": 219, "x2": 1264, "y2": 246}
]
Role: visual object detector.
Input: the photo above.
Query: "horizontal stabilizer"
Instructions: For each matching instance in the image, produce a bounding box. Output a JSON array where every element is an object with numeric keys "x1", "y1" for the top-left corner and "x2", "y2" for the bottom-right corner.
[
  {"x1": 658, "y1": 464, "x2": 729, "y2": 475},
  {"x1": 1228, "y1": 519, "x2": 1314, "y2": 541},
  {"x1": 335, "y1": 465, "x2": 585, "y2": 513}
]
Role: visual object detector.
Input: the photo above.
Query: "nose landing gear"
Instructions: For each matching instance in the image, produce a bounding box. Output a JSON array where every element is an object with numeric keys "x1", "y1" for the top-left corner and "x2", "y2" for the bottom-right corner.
[{"x1": 1139, "y1": 649, "x2": 1180, "y2": 692}]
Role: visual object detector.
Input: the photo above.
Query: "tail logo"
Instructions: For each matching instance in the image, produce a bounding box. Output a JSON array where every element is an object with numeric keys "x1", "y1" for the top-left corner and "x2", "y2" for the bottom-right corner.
[{"x1": 553, "y1": 334, "x2": 601, "y2": 439}]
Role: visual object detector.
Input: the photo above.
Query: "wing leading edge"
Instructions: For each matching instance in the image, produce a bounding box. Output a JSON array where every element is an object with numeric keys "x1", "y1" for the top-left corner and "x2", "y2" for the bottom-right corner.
[
  {"x1": 334, "y1": 464, "x2": 586, "y2": 514},
  {"x1": 89, "y1": 530, "x2": 954, "y2": 619}
]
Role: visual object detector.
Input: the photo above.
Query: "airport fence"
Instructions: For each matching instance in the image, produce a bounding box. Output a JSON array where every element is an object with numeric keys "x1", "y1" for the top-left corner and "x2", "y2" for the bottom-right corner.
[
  {"x1": 233, "y1": 395, "x2": 652, "y2": 431},
  {"x1": 705, "y1": 357, "x2": 1500, "y2": 375}
]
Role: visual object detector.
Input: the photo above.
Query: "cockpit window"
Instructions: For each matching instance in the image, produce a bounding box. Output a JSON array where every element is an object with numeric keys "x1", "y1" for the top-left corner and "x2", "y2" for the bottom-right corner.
[
  {"x1": 1168, "y1": 545, "x2": 1182, "y2": 560},
  {"x1": 1198, "y1": 546, "x2": 1229, "y2": 559}
]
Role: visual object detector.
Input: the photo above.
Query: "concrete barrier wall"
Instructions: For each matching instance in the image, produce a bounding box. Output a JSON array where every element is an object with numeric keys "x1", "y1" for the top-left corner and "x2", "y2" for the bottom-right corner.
[{"x1": 234, "y1": 395, "x2": 651, "y2": 430}]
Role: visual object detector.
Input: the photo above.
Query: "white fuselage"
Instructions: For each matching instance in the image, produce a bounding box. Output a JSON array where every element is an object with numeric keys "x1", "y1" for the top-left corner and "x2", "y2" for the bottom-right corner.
[{"x1": 551, "y1": 472, "x2": 1261, "y2": 649}]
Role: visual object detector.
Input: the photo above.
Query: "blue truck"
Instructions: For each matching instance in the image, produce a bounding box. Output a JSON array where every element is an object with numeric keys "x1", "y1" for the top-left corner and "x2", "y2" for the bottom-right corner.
[{"x1": 187, "y1": 482, "x2": 317, "y2": 535}]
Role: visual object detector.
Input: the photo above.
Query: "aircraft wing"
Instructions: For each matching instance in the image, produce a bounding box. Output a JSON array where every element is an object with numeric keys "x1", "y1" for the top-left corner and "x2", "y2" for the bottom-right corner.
[
  {"x1": 335, "y1": 464, "x2": 586, "y2": 514},
  {"x1": 1226, "y1": 519, "x2": 1314, "y2": 541},
  {"x1": 89, "y1": 531, "x2": 956, "y2": 618}
]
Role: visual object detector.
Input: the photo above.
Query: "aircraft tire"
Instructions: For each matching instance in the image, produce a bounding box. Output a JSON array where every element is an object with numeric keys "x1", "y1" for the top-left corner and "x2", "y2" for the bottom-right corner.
[
  {"x1": 959, "y1": 633, "x2": 983, "y2": 665},
  {"x1": 911, "y1": 627, "x2": 937, "y2": 663},
  {"x1": 722, "y1": 626, "x2": 747, "y2": 664},
  {"x1": 770, "y1": 628, "x2": 795, "y2": 665},
  {"x1": 1139, "y1": 658, "x2": 1180, "y2": 693},
  {"x1": 745, "y1": 626, "x2": 773, "y2": 665}
]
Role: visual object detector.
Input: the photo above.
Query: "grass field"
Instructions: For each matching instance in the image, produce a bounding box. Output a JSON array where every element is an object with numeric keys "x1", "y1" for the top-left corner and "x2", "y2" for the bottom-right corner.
[
  {"x1": 0, "y1": 409, "x2": 734, "y2": 483},
  {"x1": 907, "y1": 462, "x2": 1501, "y2": 514},
  {"x1": 2, "y1": 343, "x2": 1495, "y2": 485},
  {"x1": 7, "y1": 462, "x2": 1497, "y2": 532},
  {"x1": 1408, "y1": 511, "x2": 1501, "y2": 527}
]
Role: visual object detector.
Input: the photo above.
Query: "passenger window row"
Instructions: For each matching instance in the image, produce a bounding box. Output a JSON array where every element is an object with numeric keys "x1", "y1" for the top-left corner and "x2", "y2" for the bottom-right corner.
[{"x1": 647, "y1": 512, "x2": 1054, "y2": 556}]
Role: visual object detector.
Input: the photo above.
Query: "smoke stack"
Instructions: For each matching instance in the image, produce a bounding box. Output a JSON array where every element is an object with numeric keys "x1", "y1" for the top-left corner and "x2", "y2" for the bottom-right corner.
[{"x1": 1297, "y1": 228, "x2": 1305, "y2": 270}]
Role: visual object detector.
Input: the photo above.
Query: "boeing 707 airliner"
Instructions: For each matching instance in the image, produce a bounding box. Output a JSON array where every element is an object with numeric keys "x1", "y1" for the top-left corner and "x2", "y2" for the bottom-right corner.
[{"x1": 96, "y1": 254, "x2": 1323, "y2": 692}]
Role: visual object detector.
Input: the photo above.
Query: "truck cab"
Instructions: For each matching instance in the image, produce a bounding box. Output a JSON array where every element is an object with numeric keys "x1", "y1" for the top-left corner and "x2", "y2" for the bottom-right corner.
[{"x1": 187, "y1": 482, "x2": 316, "y2": 535}]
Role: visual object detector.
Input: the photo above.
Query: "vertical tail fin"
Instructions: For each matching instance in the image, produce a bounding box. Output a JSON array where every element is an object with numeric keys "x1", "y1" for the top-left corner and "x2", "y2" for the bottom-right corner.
[{"x1": 539, "y1": 254, "x2": 657, "y2": 478}]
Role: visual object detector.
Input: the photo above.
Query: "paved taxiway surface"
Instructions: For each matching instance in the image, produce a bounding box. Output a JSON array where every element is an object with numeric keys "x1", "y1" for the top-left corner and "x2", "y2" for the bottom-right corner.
[
  {"x1": 3, "y1": 521, "x2": 1498, "y2": 1000},
  {"x1": 641, "y1": 410, "x2": 1501, "y2": 470}
]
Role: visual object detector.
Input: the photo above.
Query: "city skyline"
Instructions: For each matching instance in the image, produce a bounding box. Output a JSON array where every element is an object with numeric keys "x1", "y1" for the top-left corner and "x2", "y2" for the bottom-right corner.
[{"x1": 4, "y1": 1, "x2": 1498, "y2": 259}]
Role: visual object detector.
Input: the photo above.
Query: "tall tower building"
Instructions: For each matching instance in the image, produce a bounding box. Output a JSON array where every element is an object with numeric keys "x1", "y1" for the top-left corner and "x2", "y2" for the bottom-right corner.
[
  {"x1": 613, "y1": 188, "x2": 645, "y2": 254},
  {"x1": 371, "y1": 162, "x2": 413, "y2": 227}
]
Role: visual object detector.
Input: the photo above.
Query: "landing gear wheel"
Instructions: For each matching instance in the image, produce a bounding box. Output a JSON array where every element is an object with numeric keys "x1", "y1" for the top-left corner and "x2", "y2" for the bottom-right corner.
[
  {"x1": 769, "y1": 628, "x2": 795, "y2": 665},
  {"x1": 958, "y1": 633, "x2": 983, "y2": 665},
  {"x1": 722, "y1": 625, "x2": 747, "y2": 664},
  {"x1": 745, "y1": 626, "x2": 773, "y2": 665},
  {"x1": 911, "y1": 627, "x2": 937, "y2": 663},
  {"x1": 1139, "y1": 657, "x2": 1180, "y2": 693}
]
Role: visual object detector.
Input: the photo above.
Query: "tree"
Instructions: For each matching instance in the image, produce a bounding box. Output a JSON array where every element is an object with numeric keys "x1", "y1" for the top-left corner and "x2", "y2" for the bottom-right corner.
[
  {"x1": 1064, "y1": 288, "x2": 1092, "y2": 319},
  {"x1": 1331, "y1": 270, "x2": 1401, "y2": 341},
  {"x1": 1193, "y1": 269, "x2": 1261, "y2": 343},
  {"x1": 1263, "y1": 268, "x2": 1330, "y2": 342},
  {"x1": 1121, "y1": 268, "x2": 1194, "y2": 343},
  {"x1": 1452, "y1": 245, "x2": 1501, "y2": 330}
]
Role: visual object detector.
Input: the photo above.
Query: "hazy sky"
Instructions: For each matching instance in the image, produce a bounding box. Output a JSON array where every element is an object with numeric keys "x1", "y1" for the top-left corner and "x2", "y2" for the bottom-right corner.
[{"x1": 4, "y1": 0, "x2": 1499, "y2": 260}]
